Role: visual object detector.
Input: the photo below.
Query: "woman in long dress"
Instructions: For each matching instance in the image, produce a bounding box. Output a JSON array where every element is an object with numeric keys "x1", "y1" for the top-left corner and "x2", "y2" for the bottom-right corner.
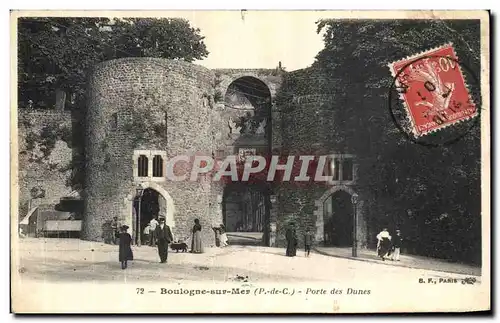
[
  {"x1": 376, "y1": 228, "x2": 392, "y2": 261},
  {"x1": 118, "y1": 225, "x2": 133, "y2": 269},
  {"x1": 191, "y1": 219, "x2": 204, "y2": 253}
]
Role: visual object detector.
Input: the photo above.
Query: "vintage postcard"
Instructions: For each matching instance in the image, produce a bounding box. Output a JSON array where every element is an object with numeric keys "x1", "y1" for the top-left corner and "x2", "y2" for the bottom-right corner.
[{"x1": 10, "y1": 10, "x2": 490, "y2": 313}]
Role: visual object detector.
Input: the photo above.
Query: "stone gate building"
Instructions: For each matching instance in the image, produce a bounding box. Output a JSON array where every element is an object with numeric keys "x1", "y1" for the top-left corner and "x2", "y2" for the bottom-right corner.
[{"x1": 18, "y1": 57, "x2": 367, "y2": 249}]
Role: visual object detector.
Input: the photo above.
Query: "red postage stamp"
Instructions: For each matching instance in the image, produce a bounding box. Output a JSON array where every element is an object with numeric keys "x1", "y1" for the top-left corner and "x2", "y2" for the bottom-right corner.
[{"x1": 388, "y1": 44, "x2": 478, "y2": 137}]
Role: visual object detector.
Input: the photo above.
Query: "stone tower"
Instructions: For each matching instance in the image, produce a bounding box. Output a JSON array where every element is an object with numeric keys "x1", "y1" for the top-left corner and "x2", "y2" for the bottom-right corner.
[{"x1": 84, "y1": 58, "x2": 221, "y2": 244}]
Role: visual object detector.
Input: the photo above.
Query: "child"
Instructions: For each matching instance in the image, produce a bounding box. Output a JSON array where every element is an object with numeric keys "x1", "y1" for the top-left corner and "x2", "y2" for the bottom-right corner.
[
  {"x1": 118, "y1": 225, "x2": 133, "y2": 269},
  {"x1": 219, "y1": 224, "x2": 229, "y2": 247},
  {"x1": 304, "y1": 229, "x2": 314, "y2": 257},
  {"x1": 212, "y1": 226, "x2": 221, "y2": 247}
]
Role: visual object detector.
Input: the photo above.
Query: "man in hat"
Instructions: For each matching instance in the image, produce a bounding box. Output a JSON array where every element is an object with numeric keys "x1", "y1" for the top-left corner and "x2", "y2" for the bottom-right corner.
[{"x1": 154, "y1": 217, "x2": 174, "y2": 263}]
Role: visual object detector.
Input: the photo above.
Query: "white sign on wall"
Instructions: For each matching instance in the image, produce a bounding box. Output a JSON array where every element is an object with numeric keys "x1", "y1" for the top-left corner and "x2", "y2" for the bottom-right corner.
[{"x1": 238, "y1": 148, "x2": 256, "y2": 162}]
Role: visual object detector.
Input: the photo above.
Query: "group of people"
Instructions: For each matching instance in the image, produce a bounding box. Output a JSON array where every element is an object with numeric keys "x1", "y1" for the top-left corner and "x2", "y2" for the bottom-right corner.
[
  {"x1": 283, "y1": 222, "x2": 403, "y2": 262},
  {"x1": 117, "y1": 216, "x2": 174, "y2": 269},
  {"x1": 116, "y1": 215, "x2": 403, "y2": 268},
  {"x1": 116, "y1": 217, "x2": 226, "y2": 269},
  {"x1": 285, "y1": 221, "x2": 314, "y2": 258},
  {"x1": 376, "y1": 228, "x2": 403, "y2": 261}
]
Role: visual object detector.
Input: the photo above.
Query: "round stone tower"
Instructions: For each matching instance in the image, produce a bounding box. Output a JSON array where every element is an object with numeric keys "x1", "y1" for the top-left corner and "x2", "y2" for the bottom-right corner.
[{"x1": 84, "y1": 58, "x2": 220, "y2": 243}]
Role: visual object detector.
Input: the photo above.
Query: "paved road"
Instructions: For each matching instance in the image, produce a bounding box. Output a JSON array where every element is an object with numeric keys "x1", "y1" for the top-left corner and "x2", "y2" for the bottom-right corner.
[{"x1": 14, "y1": 238, "x2": 481, "y2": 284}]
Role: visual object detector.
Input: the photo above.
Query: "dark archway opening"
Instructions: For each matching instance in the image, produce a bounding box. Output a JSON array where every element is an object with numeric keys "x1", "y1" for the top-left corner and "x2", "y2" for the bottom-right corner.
[
  {"x1": 224, "y1": 77, "x2": 271, "y2": 118},
  {"x1": 134, "y1": 188, "x2": 159, "y2": 245},
  {"x1": 222, "y1": 182, "x2": 269, "y2": 246},
  {"x1": 222, "y1": 76, "x2": 273, "y2": 247},
  {"x1": 323, "y1": 190, "x2": 354, "y2": 247}
]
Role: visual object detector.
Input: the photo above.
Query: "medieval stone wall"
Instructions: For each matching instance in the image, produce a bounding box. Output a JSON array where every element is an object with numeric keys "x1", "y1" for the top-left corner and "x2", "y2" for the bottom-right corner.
[
  {"x1": 17, "y1": 110, "x2": 74, "y2": 220},
  {"x1": 273, "y1": 68, "x2": 368, "y2": 248}
]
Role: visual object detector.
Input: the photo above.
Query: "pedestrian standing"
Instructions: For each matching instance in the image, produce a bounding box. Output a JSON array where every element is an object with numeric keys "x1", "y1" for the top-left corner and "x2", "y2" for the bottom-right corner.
[
  {"x1": 155, "y1": 217, "x2": 173, "y2": 263},
  {"x1": 376, "y1": 228, "x2": 392, "y2": 261},
  {"x1": 191, "y1": 219, "x2": 204, "y2": 253},
  {"x1": 118, "y1": 225, "x2": 133, "y2": 269},
  {"x1": 219, "y1": 224, "x2": 229, "y2": 247},
  {"x1": 149, "y1": 216, "x2": 159, "y2": 246},
  {"x1": 391, "y1": 229, "x2": 403, "y2": 261},
  {"x1": 111, "y1": 216, "x2": 120, "y2": 245},
  {"x1": 304, "y1": 229, "x2": 314, "y2": 257},
  {"x1": 212, "y1": 226, "x2": 221, "y2": 247}
]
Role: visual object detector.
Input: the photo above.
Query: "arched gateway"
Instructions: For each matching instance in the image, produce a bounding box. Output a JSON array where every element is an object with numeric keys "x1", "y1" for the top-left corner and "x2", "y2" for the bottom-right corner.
[
  {"x1": 314, "y1": 184, "x2": 365, "y2": 247},
  {"x1": 124, "y1": 182, "x2": 176, "y2": 244}
]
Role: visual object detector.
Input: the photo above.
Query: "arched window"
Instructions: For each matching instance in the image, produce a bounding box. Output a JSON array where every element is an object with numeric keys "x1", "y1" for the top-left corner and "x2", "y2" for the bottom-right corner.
[
  {"x1": 341, "y1": 159, "x2": 353, "y2": 181},
  {"x1": 332, "y1": 158, "x2": 340, "y2": 181},
  {"x1": 153, "y1": 155, "x2": 163, "y2": 177},
  {"x1": 138, "y1": 155, "x2": 148, "y2": 177}
]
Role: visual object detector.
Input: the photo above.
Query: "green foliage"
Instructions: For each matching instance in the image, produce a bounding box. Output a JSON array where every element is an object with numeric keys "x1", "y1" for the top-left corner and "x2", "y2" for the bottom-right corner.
[
  {"x1": 110, "y1": 18, "x2": 209, "y2": 62},
  {"x1": 19, "y1": 17, "x2": 209, "y2": 191},
  {"x1": 18, "y1": 17, "x2": 209, "y2": 111},
  {"x1": 24, "y1": 123, "x2": 73, "y2": 162}
]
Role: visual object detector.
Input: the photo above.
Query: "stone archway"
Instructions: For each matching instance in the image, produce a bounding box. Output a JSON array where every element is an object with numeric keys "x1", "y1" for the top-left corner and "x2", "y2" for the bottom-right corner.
[
  {"x1": 313, "y1": 185, "x2": 365, "y2": 247},
  {"x1": 223, "y1": 76, "x2": 272, "y2": 139},
  {"x1": 221, "y1": 75, "x2": 273, "y2": 247},
  {"x1": 220, "y1": 74, "x2": 275, "y2": 102},
  {"x1": 124, "y1": 182, "x2": 176, "y2": 242}
]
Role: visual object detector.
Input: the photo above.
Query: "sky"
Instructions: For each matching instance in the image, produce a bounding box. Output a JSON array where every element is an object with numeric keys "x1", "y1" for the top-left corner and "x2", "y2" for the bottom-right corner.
[{"x1": 157, "y1": 11, "x2": 330, "y2": 71}]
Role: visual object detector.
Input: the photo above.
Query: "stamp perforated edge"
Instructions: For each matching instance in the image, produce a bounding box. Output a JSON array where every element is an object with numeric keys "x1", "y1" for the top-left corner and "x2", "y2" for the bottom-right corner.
[{"x1": 387, "y1": 43, "x2": 479, "y2": 138}]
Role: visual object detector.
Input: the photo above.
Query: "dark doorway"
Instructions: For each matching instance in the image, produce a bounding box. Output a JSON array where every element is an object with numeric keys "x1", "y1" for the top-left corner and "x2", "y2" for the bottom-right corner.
[
  {"x1": 323, "y1": 190, "x2": 354, "y2": 247},
  {"x1": 134, "y1": 188, "x2": 160, "y2": 245},
  {"x1": 222, "y1": 183, "x2": 269, "y2": 245}
]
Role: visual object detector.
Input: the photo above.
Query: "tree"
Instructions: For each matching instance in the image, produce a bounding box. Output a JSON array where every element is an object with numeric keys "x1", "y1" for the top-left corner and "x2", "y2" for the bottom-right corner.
[
  {"x1": 18, "y1": 17, "x2": 209, "y2": 110},
  {"x1": 110, "y1": 18, "x2": 209, "y2": 62}
]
